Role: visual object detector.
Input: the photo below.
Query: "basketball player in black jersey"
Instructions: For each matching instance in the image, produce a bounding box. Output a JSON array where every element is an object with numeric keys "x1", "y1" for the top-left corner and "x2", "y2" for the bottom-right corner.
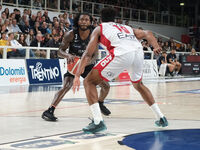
[{"x1": 42, "y1": 13, "x2": 111, "y2": 121}]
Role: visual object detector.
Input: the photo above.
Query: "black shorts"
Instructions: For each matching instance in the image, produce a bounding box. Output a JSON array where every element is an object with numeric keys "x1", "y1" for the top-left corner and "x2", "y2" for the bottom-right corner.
[{"x1": 64, "y1": 64, "x2": 95, "y2": 79}]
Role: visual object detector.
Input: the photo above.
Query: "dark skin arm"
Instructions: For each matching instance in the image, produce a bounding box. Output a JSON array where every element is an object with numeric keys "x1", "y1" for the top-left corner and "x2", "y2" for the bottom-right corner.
[
  {"x1": 133, "y1": 28, "x2": 162, "y2": 55},
  {"x1": 73, "y1": 26, "x2": 100, "y2": 92},
  {"x1": 57, "y1": 30, "x2": 75, "y2": 64}
]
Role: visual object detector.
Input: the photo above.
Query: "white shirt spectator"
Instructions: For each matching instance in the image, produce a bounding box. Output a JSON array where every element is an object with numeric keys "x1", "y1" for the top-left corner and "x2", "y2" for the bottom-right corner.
[{"x1": 11, "y1": 19, "x2": 22, "y2": 33}]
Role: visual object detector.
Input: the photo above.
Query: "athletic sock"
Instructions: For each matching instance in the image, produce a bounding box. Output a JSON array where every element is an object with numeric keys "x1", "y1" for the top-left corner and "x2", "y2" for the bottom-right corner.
[
  {"x1": 90, "y1": 103, "x2": 103, "y2": 125},
  {"x1": 48, "y1": 105, "x2": 56, "y2": 113},
  {"x1": 150, "y1": 103, "x2": 164, "y2": 119}
]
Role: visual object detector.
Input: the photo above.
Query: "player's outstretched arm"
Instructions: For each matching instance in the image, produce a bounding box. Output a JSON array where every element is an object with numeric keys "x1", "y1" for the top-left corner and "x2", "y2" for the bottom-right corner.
[
  {"x1": 57, "y1": 31, "x2": 74, "y2": 62},
  {"x1": 133, "y1": 28, "x2": 161, "y2": 55}
]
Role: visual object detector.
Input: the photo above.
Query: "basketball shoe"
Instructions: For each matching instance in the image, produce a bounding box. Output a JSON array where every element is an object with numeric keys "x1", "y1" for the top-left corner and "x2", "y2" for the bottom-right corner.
[
  {"x1": 99, "y1": 101, "x2": 111, "y2": 116},
  {"x1": 42, "y1": 110, "x2": 57, "y2": 121},
  {"x1": 83, "y1": 120, "x2": 107, "y2": 134},
  {"x1": 155, "y1": 117, "x2": 168, "y2": 127}
]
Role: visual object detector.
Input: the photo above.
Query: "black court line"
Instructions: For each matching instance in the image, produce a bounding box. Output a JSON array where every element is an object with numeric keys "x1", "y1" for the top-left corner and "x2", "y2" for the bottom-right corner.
[{"x1": 0, "y1": 130, "x2": 82, "y2": 145}]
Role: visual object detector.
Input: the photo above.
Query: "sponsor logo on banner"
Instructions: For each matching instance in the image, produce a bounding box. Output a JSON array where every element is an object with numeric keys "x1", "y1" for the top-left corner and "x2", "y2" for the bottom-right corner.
[
  {"x1": 143, "y1": 60, "x2": 158, "y2": 78},
  {"x1": 26, "y1": 59, "x2": 62, "y2": 84},
  {"x1": 0, "y1": 59, "x2": 29, "y2": 85}
]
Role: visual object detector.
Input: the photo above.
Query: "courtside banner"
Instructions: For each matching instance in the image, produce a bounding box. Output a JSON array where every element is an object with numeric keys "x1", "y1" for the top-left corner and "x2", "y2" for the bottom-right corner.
[
  {"x1": 0, "y1": 59, "x2": 29, "y2": 86},
  {"x1": 143, "y1": 60, "x2": 159, "y2": 78},
  {"x1": 59, "y1": 59, "x2": 68, "y2": 81},
  {"x1": 26, "y1": 59, "x2": 62, "y2": 84}
]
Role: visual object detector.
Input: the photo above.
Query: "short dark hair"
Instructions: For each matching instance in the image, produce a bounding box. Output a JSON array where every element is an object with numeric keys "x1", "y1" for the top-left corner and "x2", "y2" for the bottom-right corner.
[
  {"x1": 73, "y1": 13, "x2": 93, "y2": 29},
  {"x1": 100, "y1": 7, "x2": 116, "y2": 22}
]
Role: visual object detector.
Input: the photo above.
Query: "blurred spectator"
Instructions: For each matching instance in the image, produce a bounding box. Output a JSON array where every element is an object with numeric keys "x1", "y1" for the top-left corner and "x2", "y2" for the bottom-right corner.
[
  {"x1": 190, "y1": 48, "x2": 199, "y2": 56},
  {"x1": 46, "y1": 23, "x2": 53, "y2": 34},
  {"x1": 33, "y1": 21, "x2": 40, "y2": 35},
  {"x1": 4, "y1": 8, "x2": 9, "y2": 18},
  {"x1": 142, "y1": 40, "x2": 152, "y2": 59},
  {"x1": 1, "y1": 11, "x2": 7, "y2": 25},
  {"x1": 0, "y1": 32, "x2": 15, "y2": 58},
  {"x1": 64, "y1": 21, "x2": 70, "y2": 32},
  {"x1": 177, "y1": 43, "x2": 186, "y2": 52},
  {"x1": 20, "y1": 19, "x2": 31, "y2": 34},
  {"x1": 11, "y1": 19, "x2": 22, "y2": 33},
  {"x1": 167, "y1": 48, "x2": 182, "y2": 75},
  {"x1": 43, "y1": 10, "x2": 51, "y2": 23},
  {"x1": 0, "y1": 24, "x2": 8, "y2": 34},
  {"x1": 186, "y1": 43, "x2": 192, "y2": 52},
  {"x1": 30, "y1": 33, "x2": 46, "y2": 58},
  {"x1": 25, "y1": 29, "x2": 35, "y2": 46},
  {"x1": 68, "y1": 13, "x2": 74, "y2": 29},
  {"x1": 18, "y1": 33, "x2": 28, "y2": 46},
  {"x1": 9, "y1": 33, "x2": 35, "y2": 57},
  {"x1": 29, "y1": 15, "x2": 36, "y2": 28},
  {"x1": 53, "y1": 21, "x2": 60, "y2": 33},
  {"x1": 0, "y1": 5, "x2": 2, "y2": 14},
  {"x1": 39, "y1": 22, "x2": 48, "y2": 35},
  {"x1": 13, "y1": 9, "x2": 21, "y2": 23},
  {"x1": 46, "y1": 34, "x2": 60, "y2": 58},
  {"x1": 158, "y1": 51, "x2": 175, "y2": 76}
]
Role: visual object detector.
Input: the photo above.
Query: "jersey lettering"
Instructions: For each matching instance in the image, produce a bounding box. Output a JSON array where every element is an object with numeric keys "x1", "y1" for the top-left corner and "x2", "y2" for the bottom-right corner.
[{"x1": 113, "y1": 25, "x2": 130, "y2": 33}]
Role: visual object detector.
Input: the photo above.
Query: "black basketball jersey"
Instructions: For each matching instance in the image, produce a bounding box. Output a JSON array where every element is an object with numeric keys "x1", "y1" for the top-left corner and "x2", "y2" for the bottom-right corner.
[{"x1": 69, "y1": 29, "x2": 92, "y2": 57}]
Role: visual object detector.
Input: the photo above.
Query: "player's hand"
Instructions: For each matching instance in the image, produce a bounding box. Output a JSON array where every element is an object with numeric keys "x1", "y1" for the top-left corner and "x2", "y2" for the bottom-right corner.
[
  {"x1": 73, "y1": 76, "x2": 80, "y2": 94},
  {"x1": 67, "y1": 54, "x2": 75, "y2": 64},
  {"x1": 153, "y1": 47, "x2": 162, "y2": 55}
]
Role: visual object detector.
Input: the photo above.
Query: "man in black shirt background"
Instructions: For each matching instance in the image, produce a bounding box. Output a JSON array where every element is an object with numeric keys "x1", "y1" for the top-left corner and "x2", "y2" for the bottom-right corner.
[{"x1": 167, "y1": 48, "x2": 182, "y2": 75}]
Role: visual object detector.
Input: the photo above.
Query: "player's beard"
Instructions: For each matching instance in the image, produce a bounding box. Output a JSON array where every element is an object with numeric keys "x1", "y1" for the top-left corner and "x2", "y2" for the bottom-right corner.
[{"x1": 79, "y1": 25, "x2": 91, "y2": 31}]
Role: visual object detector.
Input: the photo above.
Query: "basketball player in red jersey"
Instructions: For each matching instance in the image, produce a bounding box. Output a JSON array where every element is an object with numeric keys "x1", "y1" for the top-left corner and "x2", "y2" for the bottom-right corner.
[
  {"x1": 73, "y1": 8, "x2": 168, "y2": 133},
  {"x1": 42, "y1": 13, "x2": 111, "y2": 121}
]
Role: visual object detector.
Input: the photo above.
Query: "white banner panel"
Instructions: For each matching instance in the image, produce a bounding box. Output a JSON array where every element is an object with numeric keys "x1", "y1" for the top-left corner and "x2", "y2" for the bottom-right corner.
[
  {"x1": 143, "y1": 60, "x2": 159, "y2": 79},
  {"x1": 0, "y1": 59, "x2": 29, "y2": 86},
  {"x1": 59, "y1": 58, "x2": 68, "y2": 81}
]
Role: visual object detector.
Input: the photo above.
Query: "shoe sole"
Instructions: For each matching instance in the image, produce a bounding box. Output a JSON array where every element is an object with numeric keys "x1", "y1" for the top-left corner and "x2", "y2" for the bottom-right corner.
[
  {"x1": 83, "y1": 126, "x2": 107, "y2": 134},
  {"x1": 101, "y1": 111, "x2": 111, "y2": 116},
  {"x1": 42, "y1": 114, "x2": 57, "y2": 122}
]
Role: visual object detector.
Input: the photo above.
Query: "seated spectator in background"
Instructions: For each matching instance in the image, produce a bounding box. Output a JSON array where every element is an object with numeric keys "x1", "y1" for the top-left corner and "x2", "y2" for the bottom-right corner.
[
  {"x1": 46, "y1": 34, "x2": 60, "y2": 58},
  {"x1": 25, "y1": 29, "x2": 35, "y2": 46},
  {"x1": 158, "y1": 51, "x2": 175, "y2": 76},
  {"x1": 43, "y1": 10, "x2": 51, "y2": 23},
  {"x1": 53, "y1": 21, "x2": 60, "y2": 33},
  {"x1": 33, "y1": 21, "x2": 40, "y2": 35},
  {"x1": 142, "y1": 40, "x2": 152, "y2": 59},
  {"x1": 177, "y1": 43, "x2": 186, "y2": 52},
  {"x1": 29, "y1": 15, "x2": 36, "y2": 28},
  {"x1": 68, "y1": 13, "x2": 74, "y2": 29},
  {"x1": 1, "y1": 11, "x2": 7, "y2": 25},
  {"x1": 39, "y1": 21, "x2": 47, "y2": 35},
  {"x1": 163, "y1": 41, "x2": 170, "y2": 52},
  {"x1": 46, "y1": 23, "x2": 53, "y2": 34},
  {"x1": 9, "y1": 32, "x2": 35, "y2": 57},
  {"x1": 167, "y1": 48, "x2": 182, "y2": 75},
  {"x1": 11, "y1": 19, "x2": 22, "y2": 33},
  {"x1": 20, "y1": 19, "x2": 31, "y2": 34},
  {"x1": 18, "y1": 33, "x2": 28, "y2": 46},
  {"x1": 186, "y1": 43, "x2": 192, "y2": 52},
  {"x1": 190, "y1": 48, "x2": 199, "y2": 56},
  {"x1": 0, "y1": 32, "x2": 16, "y2": 58},
  {"x1": 30, "y1": 33, "x2": 46, "y2": 58},
  {"x1": 0, "y1": 24, "x2": 8, "y2": 34}
]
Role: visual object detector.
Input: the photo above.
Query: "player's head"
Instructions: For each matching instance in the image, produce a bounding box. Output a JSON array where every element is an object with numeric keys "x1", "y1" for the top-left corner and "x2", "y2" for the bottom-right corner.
[
  {"x1": 74, "y1": 13, "x2": 93, "y2": 31},
  {"x1": 100, "y1": 7, "x2": 116, "y2": 22}
]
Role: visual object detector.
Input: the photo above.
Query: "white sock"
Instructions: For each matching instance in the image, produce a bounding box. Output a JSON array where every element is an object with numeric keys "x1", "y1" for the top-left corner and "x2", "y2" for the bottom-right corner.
[
  {"x1": 150, "y1": 103, "x2": 164, "y2": 119},
  {"x1": 90, "y1": 103, "x2": 103, "y2": 125}
]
